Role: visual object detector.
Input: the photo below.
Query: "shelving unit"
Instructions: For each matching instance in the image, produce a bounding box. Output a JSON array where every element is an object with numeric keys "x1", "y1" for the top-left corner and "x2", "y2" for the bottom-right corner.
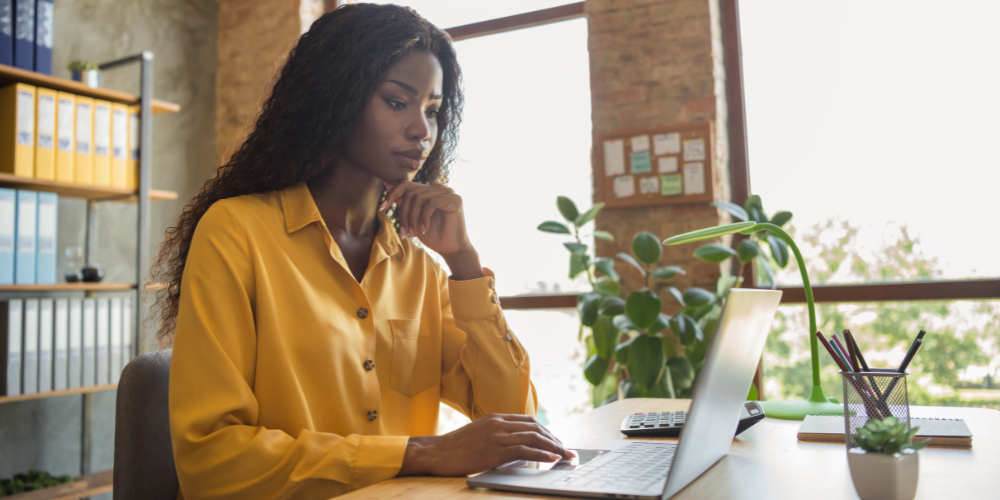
[{"x1": 1, "y1": 53, "x2": 179, "y2": 500}]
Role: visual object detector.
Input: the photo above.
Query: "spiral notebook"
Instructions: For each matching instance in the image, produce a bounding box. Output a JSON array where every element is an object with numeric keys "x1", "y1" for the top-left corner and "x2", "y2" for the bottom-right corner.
[{"x1": 797, "y1": 415, "x2": 973, "y2": 447}]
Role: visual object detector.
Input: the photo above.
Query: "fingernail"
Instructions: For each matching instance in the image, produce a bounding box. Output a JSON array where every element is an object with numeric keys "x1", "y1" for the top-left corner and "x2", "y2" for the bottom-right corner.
[
  {"x1": 548, "y1": 453, "x2": 560, "y2": 462},
  {"x1": 567, "y1": 450, "x2": 577, "y2": 458},
  {"x1": 421, "y1": 224, "x2": 427, "y2": 234},
  {"x1": 379, "y1": 201, "x2": 387, "y2": 211}
]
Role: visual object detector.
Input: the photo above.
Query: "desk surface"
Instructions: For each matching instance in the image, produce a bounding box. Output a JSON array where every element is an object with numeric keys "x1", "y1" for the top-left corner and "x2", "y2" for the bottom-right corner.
[{"x1": 338, "y1": 398, "x2": 1000, "y2": 499}]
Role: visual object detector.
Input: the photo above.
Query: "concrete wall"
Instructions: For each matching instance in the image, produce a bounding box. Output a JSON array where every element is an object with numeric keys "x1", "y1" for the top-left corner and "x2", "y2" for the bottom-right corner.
[{"x1": 0, "y1": 0, "x2": 218, "y2": 492}]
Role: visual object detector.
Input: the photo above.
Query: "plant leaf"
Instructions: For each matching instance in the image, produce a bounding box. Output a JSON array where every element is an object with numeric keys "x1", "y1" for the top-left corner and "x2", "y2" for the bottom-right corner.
[
  {"x1": 651, "y1": 265, "x2": 685, "y2": 280},
  {"x1": 683, "y1": 287, "x2": 714, "y2": 307},
  {"x1": 667, "y1": 356, "x2": 695, "y2": 391},
  {"x1": 670, "y1": 313, "x2": 704, "y2": 345},
  {"x1": 537, "y1": 221, "x2": 571, "y2": 234},
  {"x1": 662, "y1": 222, "x2": 757, "y2": 246},
  {"x1": 594, "y1": 276, "x2": 621, "y2": 296},
  {"x1": 770, "y1": 210, "x2": 793, "y2": 227},
  {"x1": 627, "y1": 335, "x2": 665, "y2": 388},
  {"x1": 593, "y1": 258, "x2": 619, "y2": 281},
  {"x1": 626, "y1": 290, "x2": 662, "y2": 330},
  {"x1": 564, "y1": 242, "x2": 587, "y2": 254},
  {"x1": 577, "y1": 292, "x2": 601, "y2": 328},
  {"x1": 584, "y1": 353, "x2": 610, "y2": 386},
  {"x1": 569, "y1": 252, "x2": 587, "y2": 279},
  {"x1": 613, "y1": 315, "x2": 637, "y2": 331},
  {"x1": 744, "y1": 195, "x2": 768, "y2": 223},
  {"x1": 557, "y1": 196, "x2": 580, "y2": 223},
  {"x1": 617, "y1": 252, "x2": 645, "y2": 276},
  {"x1": 737, "y1": 239, "x2": 761, "y2": 264},
  {"x1": 712, "y1": 201, "x2": 749, "y2": 222},
  {"x1": 648, "y1": 313, "x2": 671, "y2": 335},
  {"x1": 592, "y1": 315, "x2": 619, "y2": 360},
  {"x1": 632, "y1": 232, "x2": 663, "y2": 265},
  {"x1": 592, "y1": 371, "x2": 619, "y2": 407},
  {"x1": 756, "y1": 256, "x2": 776, "y2": 289},
  {"x1": 766, "y1": 234, "x2": 790, "y2": 268},
  {"x1": 694, "y1": 243, "x2": 737, "y2": 264},
  {"x1": 575, "y1": 202, "x2": 604, "y2": 226},
  {"x1": 615, "y1": 337, "x2": 633, "y2": 364},
  {"x1": 594, "y1": 230, "x2": 615, "y2": 242},
  {"x1": 598, "y1": 295, "x2": 626, "y2": 316},
  {"x1": 666, "y1": 286, "x2": 685, "y2": 306}
]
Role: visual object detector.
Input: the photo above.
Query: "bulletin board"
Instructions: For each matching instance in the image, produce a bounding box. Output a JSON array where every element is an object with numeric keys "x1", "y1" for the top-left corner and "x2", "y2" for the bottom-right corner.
[{"x1": 593, "y1": 121, "x2": 715, "y2": 208}]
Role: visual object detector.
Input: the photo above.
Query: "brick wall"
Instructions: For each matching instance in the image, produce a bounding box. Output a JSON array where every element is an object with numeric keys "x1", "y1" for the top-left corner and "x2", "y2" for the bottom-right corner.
[
  {"x1": 587, "y1": 0, "x2": 732, "y2": 304},
  {"x1": 215, "y1": 0, "x2": 302, "y2": 165}
]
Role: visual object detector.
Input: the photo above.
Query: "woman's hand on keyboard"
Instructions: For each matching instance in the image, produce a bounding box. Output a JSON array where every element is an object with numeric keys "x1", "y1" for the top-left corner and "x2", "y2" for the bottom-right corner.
[{"x1": 397, "y1": 413, "x2": 577, "y2": 477}]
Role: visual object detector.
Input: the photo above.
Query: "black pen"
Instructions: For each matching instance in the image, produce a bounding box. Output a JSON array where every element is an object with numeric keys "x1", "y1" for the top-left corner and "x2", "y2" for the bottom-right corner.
[{"x1": 877, "y1": 337, "x2": 924, "y2": 408}]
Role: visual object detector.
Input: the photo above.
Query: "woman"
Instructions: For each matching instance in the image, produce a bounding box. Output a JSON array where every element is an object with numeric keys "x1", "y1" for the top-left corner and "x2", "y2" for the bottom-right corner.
[{"x1": 156, "y1": 4, "x2": 574, "y2": 499}]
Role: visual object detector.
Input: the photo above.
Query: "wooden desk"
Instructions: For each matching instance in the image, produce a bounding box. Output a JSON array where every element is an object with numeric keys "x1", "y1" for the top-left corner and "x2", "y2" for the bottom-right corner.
[{"x1": 338, "y1": 399, "x2": 1000, "y2": 499}]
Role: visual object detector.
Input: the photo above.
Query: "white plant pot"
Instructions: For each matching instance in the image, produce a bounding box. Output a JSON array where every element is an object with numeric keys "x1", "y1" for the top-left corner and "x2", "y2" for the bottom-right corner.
[{"x1": 847, "y1": 448, "x2": 919, "y2": 500}]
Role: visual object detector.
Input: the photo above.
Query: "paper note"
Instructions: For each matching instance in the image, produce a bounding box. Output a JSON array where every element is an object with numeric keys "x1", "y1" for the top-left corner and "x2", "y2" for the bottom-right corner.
[
  {"x1": 630, "y1": 151, "x2": 652, "y2": 174},
  {"x1": 630, "y1": 134, "x2": 650, "y2": 153},
  {"x1": 639, "y1": 176, "x2": 659, "y2": 195},
  {"x1": 658, "y1": 156, "x2": 678, "y2": 173},
  {"x1": 604, "y1": 139, "x2": 625, "y2": 176},
  {"x1": 653, "y1": 132, "x2": 681, "y2": 155},
  {"x1": 661, "y1": 175, "x2": 682, "y2": 196},
  {"x1": 683, "y1": 163, "x2": 705, "y2": 195},
  {"x1": 613, "y1": 175, "x2": 635, "y2": 198},
  {"x1": 682, "y1": 138, "x2": 706, "y2": 161}
]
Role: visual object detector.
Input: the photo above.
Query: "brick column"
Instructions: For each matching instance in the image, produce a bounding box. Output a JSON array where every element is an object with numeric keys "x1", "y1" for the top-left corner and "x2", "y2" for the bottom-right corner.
[
  {"x1": 588, "y1": 0, "x2": 732, "y2": 297},
  {"x1": 215, "y1": 0, "x2": 303, "y2": 165}
]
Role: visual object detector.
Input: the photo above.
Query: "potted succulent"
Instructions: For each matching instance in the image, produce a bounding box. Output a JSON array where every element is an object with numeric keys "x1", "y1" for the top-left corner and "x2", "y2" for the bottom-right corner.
[
  {"x1": 68, "y1": 60, "x2": 102, "y2": 88},
  {"x1": 848, "y1": 416, "x2": 929, "y2": 500}
]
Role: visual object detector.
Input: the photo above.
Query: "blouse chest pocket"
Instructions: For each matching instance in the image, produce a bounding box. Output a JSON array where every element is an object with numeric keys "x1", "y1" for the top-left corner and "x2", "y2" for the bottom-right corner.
[{"x1": 389, "y1": 319, "x2": 439, "y2": 397}]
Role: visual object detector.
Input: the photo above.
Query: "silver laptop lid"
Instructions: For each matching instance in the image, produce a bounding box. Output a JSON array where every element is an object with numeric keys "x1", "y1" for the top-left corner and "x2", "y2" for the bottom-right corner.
[{"x1": 661, "y1": 288, "x2": 781, "y2": 499}]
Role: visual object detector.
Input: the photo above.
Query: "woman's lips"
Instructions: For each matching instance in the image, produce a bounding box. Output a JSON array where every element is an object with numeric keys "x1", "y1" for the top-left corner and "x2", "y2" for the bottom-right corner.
[{"x1": 394, "y1": 152, "x2": 426, "y2": 170}]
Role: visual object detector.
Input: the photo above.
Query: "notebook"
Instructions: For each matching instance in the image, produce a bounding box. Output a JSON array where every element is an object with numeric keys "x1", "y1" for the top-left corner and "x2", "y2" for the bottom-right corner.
[{"x1": 798, "y1": 415, "x2": 973, "y2": 447}]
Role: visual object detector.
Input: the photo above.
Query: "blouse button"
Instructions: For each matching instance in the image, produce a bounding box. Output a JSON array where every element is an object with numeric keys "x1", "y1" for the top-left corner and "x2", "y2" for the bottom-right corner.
[
  {"x1": 367, "y1": 410, "x2": 378, "y2": 422},
  {"x1": 489, "y1": 278, "x2": 496, "y2": 290},
  {"x1": 506, "y1": 332, "x2": 513, "y2": 341},
  {"x1": 357, "y1": 308, "x2": 368, "y2": 319},
  {"x1": 363, "y1": 360, "x2": 375, "y2": 371},
  {"x1": 491, "y1": 294, "x2": 500, "y2": 304}
]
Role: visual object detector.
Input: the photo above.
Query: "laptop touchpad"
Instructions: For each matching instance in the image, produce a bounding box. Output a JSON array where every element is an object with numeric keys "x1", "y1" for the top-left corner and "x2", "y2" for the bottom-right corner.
[{"x1": 499, "y1": 449, "x2": 610, "y2": 471}]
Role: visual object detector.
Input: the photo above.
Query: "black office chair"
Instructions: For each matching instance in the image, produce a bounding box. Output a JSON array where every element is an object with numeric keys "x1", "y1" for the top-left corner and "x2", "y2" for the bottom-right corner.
[{"x1": 113, "y1": 349, "x2": 178, "y2": 500}]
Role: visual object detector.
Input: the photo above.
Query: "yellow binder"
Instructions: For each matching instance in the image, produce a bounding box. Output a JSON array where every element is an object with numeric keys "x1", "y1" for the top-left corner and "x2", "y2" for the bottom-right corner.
[
  {"x1": 110, "y1": 103, "x2": 128, "y2": 188},
  {"x1": 55, "y1": 92, "x2": 75, "y2": 183},
  {"x1": 0, "y1": 83, "x2": 37, "y2": 177},
  {"x1": 74, "y1": 96, "x2": 94, "y2": 185},
  {"x1": 127, "y1": 105, "x2": 140, "y2": 190},
  {"x1": 34, "y1": 87, "x2": 57, "y2": 180},
  {"x1": 92, "y1": 99, "x2": 111, "y2": 186}
]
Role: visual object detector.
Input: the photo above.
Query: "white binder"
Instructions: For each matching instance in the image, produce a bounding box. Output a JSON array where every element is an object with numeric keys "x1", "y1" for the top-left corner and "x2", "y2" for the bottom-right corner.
[
  {"x1": 53, "y1": 298, "x2": 68, "y2": 391},
  {"x1": 67, "y1": 298, "x2": 82, "y2": 389},
  {"x1": 37, "y1": 298, "x2": 52, "y2": 392}
]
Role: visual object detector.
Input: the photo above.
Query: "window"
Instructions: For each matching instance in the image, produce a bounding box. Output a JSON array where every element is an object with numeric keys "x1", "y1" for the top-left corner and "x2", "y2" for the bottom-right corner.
[{"x1": 373, "y1": 0, "x2": 579, "y2": 30}]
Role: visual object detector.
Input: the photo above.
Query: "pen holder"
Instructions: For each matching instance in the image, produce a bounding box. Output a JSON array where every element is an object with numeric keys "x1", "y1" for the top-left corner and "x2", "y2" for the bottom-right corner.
[{"x1": 841, "y1": 369, "x2": 910, "y2": 449}]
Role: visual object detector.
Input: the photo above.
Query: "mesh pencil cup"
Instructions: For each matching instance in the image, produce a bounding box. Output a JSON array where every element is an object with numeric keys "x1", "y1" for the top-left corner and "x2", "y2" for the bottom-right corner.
[{"x1": 841, "y1": 368, "x2": 911, "y2": 449}]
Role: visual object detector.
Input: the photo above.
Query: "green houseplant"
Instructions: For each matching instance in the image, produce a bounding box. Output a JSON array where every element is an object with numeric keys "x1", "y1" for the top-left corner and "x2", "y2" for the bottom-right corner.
[
  {"x1": 538, "y1": 197, "x2": 723, "y2": 405},
  {"x1": 848, "y1": 417, "x2": 928, "y2": 500},
  {"x1": 662, "y1": 199, "x2": 844, "y2": 419}
]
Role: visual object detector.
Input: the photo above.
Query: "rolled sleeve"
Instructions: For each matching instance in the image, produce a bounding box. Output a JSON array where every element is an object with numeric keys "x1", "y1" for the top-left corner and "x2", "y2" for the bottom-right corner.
[{"x1": 447, "y1": 268, "x2": 501, "y2": 320}]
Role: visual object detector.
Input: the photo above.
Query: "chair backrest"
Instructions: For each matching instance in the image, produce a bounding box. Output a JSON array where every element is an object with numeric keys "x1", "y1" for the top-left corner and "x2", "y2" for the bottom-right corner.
[{"x1": 113, "y1": 349, "x2": 177, "y2": 500}]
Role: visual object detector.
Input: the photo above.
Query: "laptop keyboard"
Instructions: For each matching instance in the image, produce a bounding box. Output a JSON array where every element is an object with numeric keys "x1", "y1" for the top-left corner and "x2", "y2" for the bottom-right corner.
[{"x1": 549, "y1": 442, "x2": 676, "y2": 492}]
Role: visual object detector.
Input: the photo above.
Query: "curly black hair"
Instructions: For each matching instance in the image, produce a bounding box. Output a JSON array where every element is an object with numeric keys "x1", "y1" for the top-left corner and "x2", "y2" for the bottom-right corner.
[{"x1": 148, "y1": 3, "x2": 463, "y2": 346}]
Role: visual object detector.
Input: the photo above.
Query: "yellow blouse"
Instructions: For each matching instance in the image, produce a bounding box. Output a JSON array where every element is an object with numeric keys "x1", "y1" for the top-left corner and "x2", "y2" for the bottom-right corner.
[{"x1": 169, "y1": 183, "x2": 536, "y2": 500}]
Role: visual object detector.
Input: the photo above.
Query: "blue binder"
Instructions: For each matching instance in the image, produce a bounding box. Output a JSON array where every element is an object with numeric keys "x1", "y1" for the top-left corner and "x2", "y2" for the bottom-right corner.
[
  {"x1": 32, "y1": 0, "x2": 50, "y2": 74},
  {"x1": 0, "y1": 189, "x2": 15, "y2": 285},
  {"x1": 1, "y1": 0, "x2": 12, "y2": 66},
  {"x1": 14, "y1": 190, "x2": 36, "y2": 285},
  {"x1": 35, "y1": 192, "x2": 56, "y2": 284},
  {"x1": 12, "y1": 0, "x2": 32, "y2": 71}
]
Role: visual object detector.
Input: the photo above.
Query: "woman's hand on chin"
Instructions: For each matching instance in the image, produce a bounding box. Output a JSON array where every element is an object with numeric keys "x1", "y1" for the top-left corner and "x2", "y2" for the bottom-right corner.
[
  {"x1": 382, "y1": 181, "x2": 484, "y2": 280},
  {"x1": 397, "y1": 414, "x2": 576, "y2": 477}
]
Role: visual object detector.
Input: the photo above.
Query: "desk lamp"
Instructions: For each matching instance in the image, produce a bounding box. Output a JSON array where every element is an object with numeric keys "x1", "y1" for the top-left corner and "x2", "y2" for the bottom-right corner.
[{"x1": 663, "y1": 221, "x2": 843, "y2": 420}]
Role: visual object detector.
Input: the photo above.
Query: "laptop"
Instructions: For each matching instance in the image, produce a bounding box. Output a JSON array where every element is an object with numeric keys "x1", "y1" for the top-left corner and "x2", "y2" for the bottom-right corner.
[{"x1": 468, "y1": 288, "x2": 782, "y2": 500}]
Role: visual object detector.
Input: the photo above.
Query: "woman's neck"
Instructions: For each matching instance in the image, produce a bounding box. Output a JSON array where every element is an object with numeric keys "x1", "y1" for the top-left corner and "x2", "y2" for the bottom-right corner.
[{"x1": 306, "y1": 162, "x2": 383, "y2": 238}]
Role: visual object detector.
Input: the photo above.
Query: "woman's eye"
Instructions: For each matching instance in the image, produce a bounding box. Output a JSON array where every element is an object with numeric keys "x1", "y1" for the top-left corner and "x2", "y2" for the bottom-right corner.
[
  {"x1": 386, "y1": 99, "x2": 405, "y2": 110},
  {"x1": 426, "y1": 109, "x2": 440, "y2": 118}
]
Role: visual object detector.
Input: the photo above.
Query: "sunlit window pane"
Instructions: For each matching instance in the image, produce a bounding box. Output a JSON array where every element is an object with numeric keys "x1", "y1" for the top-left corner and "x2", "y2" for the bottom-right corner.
[
  {"x1": 739, "y1": 1, "x2": 1000, "y2": 285},
  {"x1": 763, "y1": 300, "x2": 1000, "y2": 410},
  {"x1": 374, "y1": 0, "x2": 576, "y2": 30}
]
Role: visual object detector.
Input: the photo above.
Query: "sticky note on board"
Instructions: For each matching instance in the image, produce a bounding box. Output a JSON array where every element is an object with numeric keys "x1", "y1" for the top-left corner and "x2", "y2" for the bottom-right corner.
[
  {"x1": 639, "y1": 176, "x2": 659, "y2": 195},
  {"x1": 630, "y1": 151, "x2": 652, "y2": 174},
  {"x1": 682, "y1": 138, "x2": 706, "y2": 161},
  {"x1": 661, "y1": 174, "x2": 682, "y2": 196},
  {"x1": 613, "y1": 175, "x2": 635, "y2": 198},
  {"x1": 683, "y1": 163, "x2": 706, "y2": 195},
  {"x1": 658, "y1": 156, "x2": 678, "y2": 173},
  {"x1": 653, "y1": 133, "x2": 681, "y2": 155},
  {"x1": 630, "y1": 134, "x2": 650, "y2": 152},
  {"x1": 604, "y1": 139, "x2": 625, "y2": 176}
]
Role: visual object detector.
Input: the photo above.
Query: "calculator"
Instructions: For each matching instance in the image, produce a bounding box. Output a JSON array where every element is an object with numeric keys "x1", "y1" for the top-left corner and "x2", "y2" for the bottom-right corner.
[{"x1": 620, "y1": 401, "x2": 766, "y2": 437}]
